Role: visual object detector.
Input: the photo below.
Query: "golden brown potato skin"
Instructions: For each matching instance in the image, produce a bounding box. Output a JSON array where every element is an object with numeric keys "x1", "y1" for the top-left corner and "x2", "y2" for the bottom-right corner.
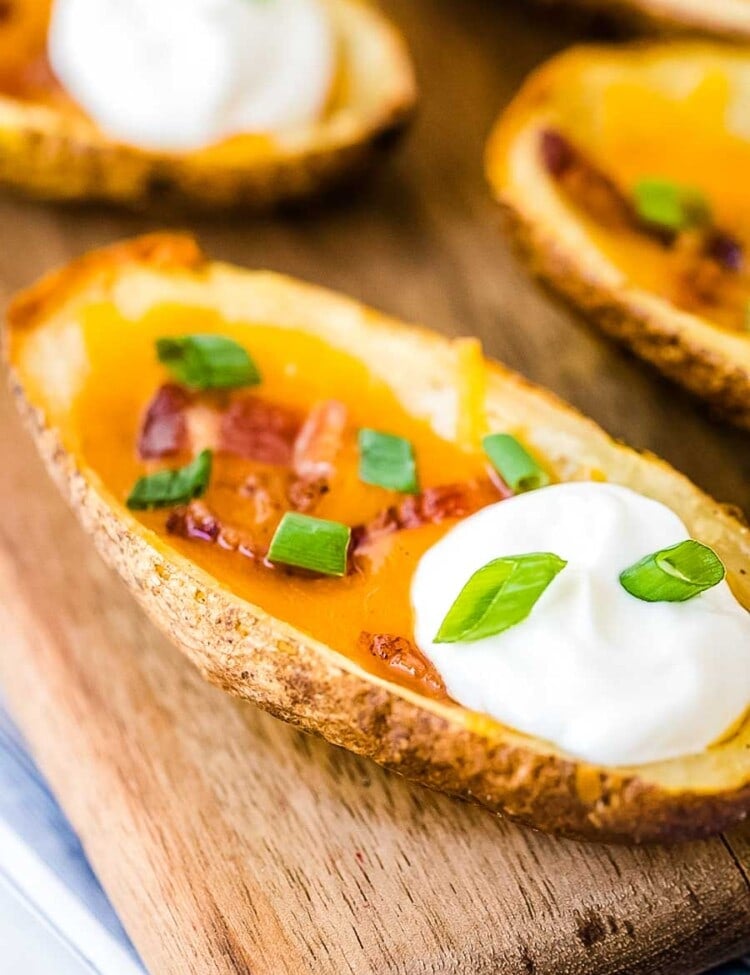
[
  {"x1": 500, "y1": 202, "x2": 750, "y2": 430},
  {"x1": 538, "y1": 0, "x2": 750, "y2": 41},
  {"x1": 0, "y1": 0, "x2": 416, "y2": 209},
  {"x1": 485, "y1": 44, "x2": 750, "y2": 431},
  {"x1": 6, "y1": 234, "x2": 750, "y2": 844}
]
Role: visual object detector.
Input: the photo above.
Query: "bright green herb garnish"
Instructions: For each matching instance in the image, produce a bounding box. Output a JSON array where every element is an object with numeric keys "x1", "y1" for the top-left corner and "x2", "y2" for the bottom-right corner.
[
  {"x1": 633, "y1": 179, "x2": 710, "y2": 233},
  {"x1": 127, "y1": 450, "x2": 213, "y2": 510},
  {"x1": 267, "y1": 512, "x2": 351, "y2": 577},
  {"x1": 156, "y1": 335, "x2": 261, "y2": 390},
  {"x1": 434, "y1": 552, "x2": 567, "y2": 644},
  {"x1": 482, "y1": 433, "x2": 549, "y2": 493},
  {"x1": 358, "y1": 428, "x2": 419, "y2": 494},
  {"x1": 619, "y1": 539, "x2": 725, "y2": 603}
]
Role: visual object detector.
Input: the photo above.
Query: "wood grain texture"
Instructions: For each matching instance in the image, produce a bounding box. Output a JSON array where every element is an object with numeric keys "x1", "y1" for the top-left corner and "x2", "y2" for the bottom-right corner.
[{"x1": 0, "y1": 1, "x2": 749, "y2": 973}]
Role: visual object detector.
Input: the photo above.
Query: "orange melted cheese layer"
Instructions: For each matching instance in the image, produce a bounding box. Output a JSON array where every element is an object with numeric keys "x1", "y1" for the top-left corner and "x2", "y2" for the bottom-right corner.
[
  {"x1": 72, "y1": 302, "x2": 487, "y2": 682},
  {"x1": 555, "y1": 65, "x2": 750, "y2": 332}
]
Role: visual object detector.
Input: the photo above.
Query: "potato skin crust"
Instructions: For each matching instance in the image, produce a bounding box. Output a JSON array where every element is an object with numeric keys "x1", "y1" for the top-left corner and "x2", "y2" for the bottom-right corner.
[
  {"x1": 0, "y1": 0, "x2": 416, "y2": 209},
  {"x1": 6, "y1": 233, "x2": 750, "y2": 844},
  {"x1": 499, "y1": 201, "x2": 750, "y2": 430},
  {"x1": 485, "y1": 45, "x2": 750, "y2": 431},
  {"x1": 539, "y1": 0, "x2": 750, "y2": 41}
]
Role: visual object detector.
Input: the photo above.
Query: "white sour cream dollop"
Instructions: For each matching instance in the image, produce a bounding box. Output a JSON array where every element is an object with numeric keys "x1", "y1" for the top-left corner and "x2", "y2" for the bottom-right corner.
[
  {"x1": 411, "y1": 482, "x2": 750, "y2": 767},
  {"x1": 49, "y1": 0, "x2": 335, "y2": 150}
]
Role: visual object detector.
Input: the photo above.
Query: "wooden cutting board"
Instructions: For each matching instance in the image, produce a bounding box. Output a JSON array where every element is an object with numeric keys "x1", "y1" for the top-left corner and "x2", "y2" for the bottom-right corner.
[
  {"x1": 1, "y1": 2, "x2": 749, "y2": 973},
  {"x1": 1, "y1": 387, "x2": 750, "y2": 975}
]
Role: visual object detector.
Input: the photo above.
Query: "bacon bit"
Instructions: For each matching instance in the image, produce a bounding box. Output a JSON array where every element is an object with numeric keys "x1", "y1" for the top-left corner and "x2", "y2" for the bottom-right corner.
[
  {"x1": 166, "y1": 501, "x2": 259, "y2": 559},
  {"x1": 138, "y1": 388, "x2": 301, "y2": 464},
  {"x1": 287, "y1": 476, "x2": 330, "y2": 513},
  {"x1": 137, "y1": 384, "x2": 191, "y2": 459},
  {"x1": 239, "y1": 472, "x2": 284, "y2": 526},
  {"x1": 220, "y1": 395, "x2": 300, "y2": 465},
  {"x1": 671, "y1": 230, "x2": 725, "y2": 308},
  {"x1": 540, "y1": 128, "x2": 746, "y2": 279},
  {"x1": 238, "y1": 469, "x2": 328, "y2": 518},
  {"x1": 185, "y1": 403, "x2": 222, "y2": 454},
  {"x1": 293, "y1": 400, "x2": 348, "y2": 481},
  {"x1": 352, "y1": 479, "x2": 505, "y2": 552},
  {"x1": 360, "y1": 632, "x2": 446, "y2": 697},
  {"x1": 704, "y1": 230, "x2": 744, "y2": 273},
  {"x1": 539, "y1": 129, "x2": 633, "y2": 232},
  {"x1": 539, "y1": 129, "x2": 576, "y2": 178}
]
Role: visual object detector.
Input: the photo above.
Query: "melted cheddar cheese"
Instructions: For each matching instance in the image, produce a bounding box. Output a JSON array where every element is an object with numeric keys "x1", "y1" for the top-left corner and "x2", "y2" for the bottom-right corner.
[{"x1": 70, "y1": 302, "x2": 490, "y2": 689}]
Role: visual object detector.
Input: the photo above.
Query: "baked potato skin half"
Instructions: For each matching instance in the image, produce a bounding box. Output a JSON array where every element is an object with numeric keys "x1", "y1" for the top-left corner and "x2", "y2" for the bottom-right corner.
[
  {"x1": 6, "y1": 233, "x2": 750, "y2": 844},
  {"x1": 486, "y1": 44, "x2": 750, "y2": 431},
  {"x1": 540, "y1": 0, "x2": 750, "y2": 42},
  {"x1": 0, "y1": 0, "x2": 416, "y2": 209}
]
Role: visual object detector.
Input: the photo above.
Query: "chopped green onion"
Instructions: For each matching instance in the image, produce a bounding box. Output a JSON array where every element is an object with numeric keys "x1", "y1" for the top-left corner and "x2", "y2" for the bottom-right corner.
[
  {"x1": 156, "y1": 335, "x2": 260, "y2": 390},
  {"x1": 435, "y1": 552, "x2": 567, "y2": 644},
  {"x1": 482, "y1": 433, "x2": 549, "y2": 493},
  {"x1": 633, "y1": 179, "x2": 710, "y2": 233},
  {"x1": 127, "y1": 449, "x2": 212, "y2": 510},
  {"x1": 620, "y1": 539, "x2": 725, "y2": 603},
  {"x1": 268, "y1": 512, "x2": 351, "y2": 577},
  {"x1": 358, "y1": 428, "x2": 419, "y2": 493}
]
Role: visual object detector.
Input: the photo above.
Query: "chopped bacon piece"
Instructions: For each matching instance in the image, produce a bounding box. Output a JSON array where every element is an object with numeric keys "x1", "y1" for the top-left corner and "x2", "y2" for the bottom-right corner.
[
  {"x1": 539, "y1": 129, "x2": 633, "y2": 232},
  {"x1": 166, "y1": 501, "x2": 259, "y2": 559},
  {"x1": 287, "y1": 476, "x2": 329, "y2": 513},
  {"x1": 239, "y1": 470, "x2": 302, "y2": 528},
  {"x1": 539, "y1": 128, "x2": 746, "y2": 277},
  {"x1": 185, "y1": 404, "x2": 222, "y2": 454},
  {"x1": 352, "y1": 479, "x2": 505, "y2": 552},
  {"x1": 360, "y1": 632, "x2": 446, "y2": 697},
  {"x1": 293, "y1": 400, "x2": 347, "y2": 480},
  {"x1": 704, "y1": 230, "x2": 744, "y2": 272},
  {"x1": 220, "y1": 395, "x2": 300, "y2": 465},
  {"x1": 137, "y1": 384, "x2": 191, "y2": 459},
  {"x1": 539, "y1": 129, "x2": 576, "y2": 179}
]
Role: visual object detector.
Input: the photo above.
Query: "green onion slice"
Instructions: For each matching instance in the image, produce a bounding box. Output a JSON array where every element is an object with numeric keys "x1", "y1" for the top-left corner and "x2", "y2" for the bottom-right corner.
[
  {"x1": 156, "y1": 335, "x2": 261, "y2": 390},
  {"x1": 619, "y1": 539, "x2": 725, "y2": 603},
  {"x1": 268, "y1": 512, "x2": 351, "y2": 577},
  {"x1": 633, "y1": 179, "x2": 710, "y2": 233},
  {"x1": 482, "y1": 433, "x2": 549, "y2": 493},
  {"x1": 434, "y1": 552, "x2": 567, "y2": 644},
  {"x1": 358, "y1": 428, "x2": 419, "y2": 494},
  {"x1": 127, "y1": 449, "x2": 212, "y2": 510}
]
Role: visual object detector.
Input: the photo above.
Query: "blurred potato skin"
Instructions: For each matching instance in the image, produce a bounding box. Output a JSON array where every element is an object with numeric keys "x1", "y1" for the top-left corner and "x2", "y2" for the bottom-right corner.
[
  {"x1": 486, "y1": 42, "x2": 750, "y2": 429},
  {"x1": 0, "y1": 0, "x2": 417, "y2": 209},
  {"x1": 538, "y1": 0, "x2": 750, "y2": 41}
]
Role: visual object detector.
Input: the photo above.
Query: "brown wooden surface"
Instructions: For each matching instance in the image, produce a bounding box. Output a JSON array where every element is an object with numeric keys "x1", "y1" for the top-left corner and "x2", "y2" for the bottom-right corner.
[{"x1": 1, "y1": 2, "x2": 749, "y2": 973}]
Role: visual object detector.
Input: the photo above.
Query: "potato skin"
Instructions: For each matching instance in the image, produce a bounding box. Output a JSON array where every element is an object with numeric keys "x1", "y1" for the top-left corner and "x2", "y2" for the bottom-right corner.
[
  {"x1": 498, "y1": 201, "x2": 750, "y2": 430},
  {"x1": 7, "y1": 233, "x2": 750, "y2": 844},
  {"x1": 538, "y1": 0, "x2": 750, "y2": 41},
  {"x1": 485, "y1": 45, "x2": 750, "y2": 432},
  {"x1": 0, "y1": 0, "x2": 416, "y2": 209}
]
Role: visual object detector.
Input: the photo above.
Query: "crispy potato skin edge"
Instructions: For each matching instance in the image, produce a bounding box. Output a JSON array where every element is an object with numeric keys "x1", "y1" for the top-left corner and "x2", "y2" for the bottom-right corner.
[
  {"x1": 538, "y1": 0, "x2": 750, "y2": 41},
  {"x1": 6, "y1": 232, "x2": 750, "y2": 844},
  {"x1": 497, "y1": 200, "x2": 750, "y2": 430}
]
